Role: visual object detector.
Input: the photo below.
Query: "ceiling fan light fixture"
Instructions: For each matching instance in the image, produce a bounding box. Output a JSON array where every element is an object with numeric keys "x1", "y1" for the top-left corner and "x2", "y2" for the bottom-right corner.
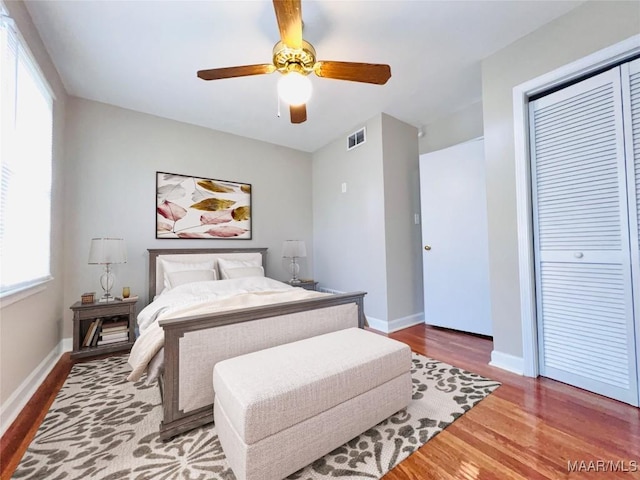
[
  {"x1": 196, "y1": 1, "x2": 391, "y2": 124},
  {"x1": 278, "y1": 71, "x2": 312, "y2": 106}
]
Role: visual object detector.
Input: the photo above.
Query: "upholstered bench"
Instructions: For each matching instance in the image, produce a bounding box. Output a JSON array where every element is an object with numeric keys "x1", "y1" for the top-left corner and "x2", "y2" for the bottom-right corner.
[{"x1": 213, "y1": 327, "x2": 412, "y2": 480}]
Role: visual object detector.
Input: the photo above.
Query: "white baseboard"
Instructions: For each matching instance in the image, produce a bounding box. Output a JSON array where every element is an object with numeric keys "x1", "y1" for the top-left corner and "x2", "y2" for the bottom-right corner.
[
  {"x1": 62, "y1": 337, "x2": 72, "y2": 353},
  {"x1": 365, "y1": 316, "x2": 387, "y2": 332},
  {"x1": 0, "y1": 337, "x2": 72, "y2": 436},
  {"x1": 367, "y1": 313, "x2": 425, "y2": 334},
  {"x1": 387, "y1": 313, "x2": 425, "y2": 333},
  {"x1": 489, "y1": 350, "x2": 524, "y2": 375}
]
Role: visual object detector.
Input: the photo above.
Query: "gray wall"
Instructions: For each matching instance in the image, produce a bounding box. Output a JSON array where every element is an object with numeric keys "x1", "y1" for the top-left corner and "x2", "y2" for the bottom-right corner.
[
  {"x1": 381, "y1": 114, "x2": 422, "y2": 322},
  {"x1": 419, "y1": 101, "x2": 484, "y2": 154},
  {"x1": 482, "y1": 0, "x2": 640, "y2": 358},
  {"x1": 312, "y1": 113, "x2": 422, "y2": 329},
  {"x1": 0, "y1": 1, "x2": 67, "y2": 406},
  {"x1": 62, "y1": 97, "x2": 313, "y2": 338},
  {"x1": 312, "y1": 115, "x2": 388, "y2": 321}
]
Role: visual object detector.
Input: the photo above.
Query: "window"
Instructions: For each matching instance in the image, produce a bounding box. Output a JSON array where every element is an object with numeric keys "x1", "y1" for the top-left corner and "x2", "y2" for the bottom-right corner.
[{"x1": 0, "y1": 9, "x2": 54, "y2": 297}]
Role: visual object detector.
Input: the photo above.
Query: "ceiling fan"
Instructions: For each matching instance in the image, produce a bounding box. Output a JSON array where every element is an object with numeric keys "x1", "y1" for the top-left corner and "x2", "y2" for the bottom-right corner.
[{"x1": 197, "y1": 0, "x2": 391, "y2": 124}]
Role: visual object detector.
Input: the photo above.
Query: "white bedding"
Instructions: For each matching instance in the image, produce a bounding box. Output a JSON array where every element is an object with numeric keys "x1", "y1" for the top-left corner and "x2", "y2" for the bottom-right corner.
[{"x1": 127, "y1": 276, "x2": 326, "y2": 381}]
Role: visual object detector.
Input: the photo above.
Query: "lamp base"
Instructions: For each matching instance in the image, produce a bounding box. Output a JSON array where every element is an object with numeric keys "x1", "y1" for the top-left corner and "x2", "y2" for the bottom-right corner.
[
  {"x1": 288, "y1": 258, "x2": 301, "y2": 284},
  {"x1": 98, "y1": 293, "x2": 115, "y2": 303},
  {"x1": 99, "y1": 266, "x2": 115, "y2": 303}
]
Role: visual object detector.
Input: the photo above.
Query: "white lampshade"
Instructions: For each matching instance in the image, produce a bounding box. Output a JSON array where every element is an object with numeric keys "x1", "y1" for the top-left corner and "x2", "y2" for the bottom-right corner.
[
  {"x1": 278, "y1": 72, "x2": 312, "y2": 106},
  {"x1": 88, "y1": 238, "x2": 127, "y2": 265},
  {"x1": 282, "y1": 240, "x2": 307, "y2": 258}
]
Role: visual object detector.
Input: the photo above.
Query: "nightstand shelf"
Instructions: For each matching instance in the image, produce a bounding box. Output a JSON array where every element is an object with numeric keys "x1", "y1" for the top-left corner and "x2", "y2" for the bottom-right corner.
[
  {"x1": 288, "y1": 279, "x2": 318, "y2": 291},
  {"x1": 70, "y1": 299, "x2": 137, "y2": 360}
]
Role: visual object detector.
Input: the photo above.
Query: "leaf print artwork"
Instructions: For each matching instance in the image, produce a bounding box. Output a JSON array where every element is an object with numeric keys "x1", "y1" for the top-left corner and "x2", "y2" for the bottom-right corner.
[
  {"x1": 162, "y1": 173, "x2": 187, "y2": 182},
  {"x1": 231, "y1": 206, "x2": 250, "y2": 221},
  {"x1": 157, "y1": 183, "x2": 186, "y2": 202},
  {"x1": 200, "y1": 211, "x2": 233, "y2": 225},
  {"x1": 157, "y1": 201, "x2": 187, "y2": 222},
  {"x1": 206, "y1": 226, "x2": 248, "y2": 237},
  {"x1": 156, "y1": 172, "x2": 251, "y2": 239},
  {"x1": 177, "y1": 232, "x2": 208, "y2": 238},
  {"x1": 197, "y1": 180, "x2": 235, "y2": 194},
  {"x1": 190, "y1": 198, "x2": 236, "y2": 211}
]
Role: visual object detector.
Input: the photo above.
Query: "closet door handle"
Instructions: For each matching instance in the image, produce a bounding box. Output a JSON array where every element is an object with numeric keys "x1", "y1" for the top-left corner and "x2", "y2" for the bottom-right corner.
[
  {"x1": 424, "y1": 245, "x2": 432, "y2": 251},
  {"x1": 574, "y1": 252, "x2": 584, "y2": 259}
]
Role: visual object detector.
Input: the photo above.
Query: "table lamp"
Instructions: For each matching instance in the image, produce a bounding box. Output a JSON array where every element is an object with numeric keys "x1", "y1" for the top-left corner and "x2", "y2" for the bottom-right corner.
[
  {"x1": 282, "y1": 240, "x2": 306, "y2": 284},
  {"x1": 88, "y1": 237, "x2": 127, "y2": 302}
]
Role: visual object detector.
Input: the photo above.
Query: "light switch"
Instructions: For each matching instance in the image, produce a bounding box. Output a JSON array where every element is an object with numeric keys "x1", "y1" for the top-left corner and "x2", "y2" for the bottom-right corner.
[
  {"x1": 341, "y1": 182, "x2": 347, "y2": 193},
  {"x1": 414, "y1": 214, "x2": 420, "y2": 225}
]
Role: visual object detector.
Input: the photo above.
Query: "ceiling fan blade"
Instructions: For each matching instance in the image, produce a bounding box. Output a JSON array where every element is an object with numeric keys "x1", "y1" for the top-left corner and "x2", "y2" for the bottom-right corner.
[
  {"x1": 197, "y1": 64, "x2": 276, "y2": 81},
  {"x1": 290, "y1": 104, "x2": 307, "y2": 124},
  {"x1": 273, "y1": 0, "x2": 302, "y2": 49},
  {"x1": 314, "y1": 61, "x2": 391, "y2": 85}
]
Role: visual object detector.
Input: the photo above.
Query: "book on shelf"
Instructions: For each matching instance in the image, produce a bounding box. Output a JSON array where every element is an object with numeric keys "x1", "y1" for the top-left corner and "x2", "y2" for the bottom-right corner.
[
  {"x1": 90, "y1": 319, "x2": 103, "y2": 347},
  {"x1": 98, "y1": 335, "x2": 129, "y2": 346},
  {"x1": 113, "y1": 295, "x2": 139, "y2": 302},
  {"x1": 103, "y1": 318, "x2": 127, "y2": 324},
  {"x1": 101, "y1": 325, "x2": 128, "y2": 334},
  {"x1": 101, "y1": 319, "x2": 127, "y2": 329},
  {"x1": 100, "y1": 331, "x2": 128, "y2": 341},
  {"x1": 82, "y1": 320, "x2": 98, "y2": 347}
]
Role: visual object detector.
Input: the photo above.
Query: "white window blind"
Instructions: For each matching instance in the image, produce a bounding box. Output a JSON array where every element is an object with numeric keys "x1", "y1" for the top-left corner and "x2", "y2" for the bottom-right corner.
[{"x1": 0, "y1": 11, "x2": 53, "y2": 296}]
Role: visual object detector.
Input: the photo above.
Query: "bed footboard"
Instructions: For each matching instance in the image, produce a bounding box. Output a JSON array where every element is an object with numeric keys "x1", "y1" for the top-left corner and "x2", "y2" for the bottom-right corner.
[{"x1": 158, "y1": 292, "x2": 365, "y2": 440}]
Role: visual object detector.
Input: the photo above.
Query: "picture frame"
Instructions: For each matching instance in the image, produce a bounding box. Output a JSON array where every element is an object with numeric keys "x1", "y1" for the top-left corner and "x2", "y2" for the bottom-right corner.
[{"x1": 156, "y1": 171, "x2": 252, "y2": 239}]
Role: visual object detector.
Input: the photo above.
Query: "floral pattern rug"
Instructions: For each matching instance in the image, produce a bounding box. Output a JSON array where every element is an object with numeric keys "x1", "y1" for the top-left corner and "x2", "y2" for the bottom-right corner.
[{"x1": 13, "y1": 353, "x2": 500, "y2": 480}]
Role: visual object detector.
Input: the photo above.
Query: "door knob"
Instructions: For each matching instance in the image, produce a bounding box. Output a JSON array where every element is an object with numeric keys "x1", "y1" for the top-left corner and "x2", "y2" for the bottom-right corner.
[{"x1": 424, "y1": 245, "x2": 432, "y2": 251}]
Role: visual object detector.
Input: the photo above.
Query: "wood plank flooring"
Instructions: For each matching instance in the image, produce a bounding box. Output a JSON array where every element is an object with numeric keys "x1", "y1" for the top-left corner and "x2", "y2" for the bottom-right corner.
[
  {"x1": 385, "y1": 325, "x2": 640, "y2": 479},
  {"x1": 1, "y1": 325, "x2": 639, "y2": 479},
  {"x1": 0, "y1": 352, "x2": 73, "y2": 480}
]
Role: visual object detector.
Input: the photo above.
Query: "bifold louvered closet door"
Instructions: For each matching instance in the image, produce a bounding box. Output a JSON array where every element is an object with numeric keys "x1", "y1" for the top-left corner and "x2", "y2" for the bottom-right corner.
[{"x1": 530, "y1": 62, "x2": 640, "y2": 406}]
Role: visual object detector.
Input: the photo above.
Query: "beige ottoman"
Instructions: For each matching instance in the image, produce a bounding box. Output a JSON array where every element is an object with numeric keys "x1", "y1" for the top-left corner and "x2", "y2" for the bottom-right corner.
[{"x1": 213, "y1": 327, "x2": 412, "y2": 480}]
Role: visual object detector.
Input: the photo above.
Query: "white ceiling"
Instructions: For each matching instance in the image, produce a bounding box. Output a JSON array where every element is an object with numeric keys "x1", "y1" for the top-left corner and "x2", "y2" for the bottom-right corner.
[{"x1": 24, "y1": 0, "x2": 584, "y2": 153}]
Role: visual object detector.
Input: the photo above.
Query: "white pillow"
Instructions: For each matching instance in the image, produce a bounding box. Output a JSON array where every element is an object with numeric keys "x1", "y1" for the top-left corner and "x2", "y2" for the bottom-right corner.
[
  {"x1": 224, "y1": 266, "x2": 265, "y2": 279},
  {"x1": 166, "y1": 269, "x2": 217, "y2": 289},
  {"x1": 217, "y1": 257, "x2": 262, "y2": 280},
  {"x1": 160, "y1": 259, "x2": 216, "y2": 292}
]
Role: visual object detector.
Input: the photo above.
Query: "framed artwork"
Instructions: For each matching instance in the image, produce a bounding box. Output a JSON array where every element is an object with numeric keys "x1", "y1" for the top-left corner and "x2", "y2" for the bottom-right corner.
[{"x1": 156, "y1": 171, "x2": 252, "y2": 239}]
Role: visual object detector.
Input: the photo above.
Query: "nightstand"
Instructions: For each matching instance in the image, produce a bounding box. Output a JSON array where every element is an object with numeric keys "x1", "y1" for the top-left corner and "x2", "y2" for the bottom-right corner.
[
  {"x1": 288, "y1": 279, "x2": 318, "y2": 291},
  {"x1": 70, "y1": 299, "x2": 137, "y2": 360}
]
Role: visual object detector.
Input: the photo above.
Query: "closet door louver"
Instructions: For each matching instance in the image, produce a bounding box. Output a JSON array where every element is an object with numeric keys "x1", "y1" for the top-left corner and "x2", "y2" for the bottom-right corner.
[
  {"x1": 623, "y1": 58, "x2": 640, "y2": 394},
  {"x1": 530, "y1": 67, "x2": 639, "y2": 405}
]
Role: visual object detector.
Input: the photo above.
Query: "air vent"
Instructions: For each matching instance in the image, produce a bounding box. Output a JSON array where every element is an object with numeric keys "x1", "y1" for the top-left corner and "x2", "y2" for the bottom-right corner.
[{"x1": 347, "y1": 127, "x2": 366, "y2": 150}]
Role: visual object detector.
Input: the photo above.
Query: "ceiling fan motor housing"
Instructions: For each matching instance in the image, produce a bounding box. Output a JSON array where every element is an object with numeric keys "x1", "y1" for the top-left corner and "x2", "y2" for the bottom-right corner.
[
  {"x1": 196, "y1": 1, "x2": 391, "y2": 124},
  {"x1": 272, "y1": 40, "x2": 316, "y2": 75}
]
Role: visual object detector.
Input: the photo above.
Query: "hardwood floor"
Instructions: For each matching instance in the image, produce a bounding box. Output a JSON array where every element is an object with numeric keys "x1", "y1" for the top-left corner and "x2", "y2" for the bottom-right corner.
[
  {"x1": 1, "y1": 325, "x2": 639, "y2": 479},
  {"x1": 0, "y1": 352, "x2": 73, "y2": 480},
  {"x1": 385, "y1": 325, "x2": 640, "y2": 479}
]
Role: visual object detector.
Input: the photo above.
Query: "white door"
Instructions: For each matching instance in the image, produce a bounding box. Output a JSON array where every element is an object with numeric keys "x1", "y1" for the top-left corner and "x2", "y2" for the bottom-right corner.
[
  {"x1": 530, "y1": 67, "x2": 639, "y2": 406},
  {"x1": 622, "y1": 58, "x2": 640, "y2": 403},
  {"x1": 419, "y1": 138, "x2": 492, "y2": 336}
]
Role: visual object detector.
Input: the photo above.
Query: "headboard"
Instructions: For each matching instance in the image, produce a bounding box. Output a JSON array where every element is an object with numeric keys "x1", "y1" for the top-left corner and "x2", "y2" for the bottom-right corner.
[{"x1": 148, "y1": 248, "x2": 268, "y2": 300}]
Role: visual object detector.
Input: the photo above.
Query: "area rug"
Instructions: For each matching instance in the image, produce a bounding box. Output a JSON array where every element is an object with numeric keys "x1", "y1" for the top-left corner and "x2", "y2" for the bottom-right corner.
[{"x1": 12, "y1": 353, "x2": 500, "y2": 480}]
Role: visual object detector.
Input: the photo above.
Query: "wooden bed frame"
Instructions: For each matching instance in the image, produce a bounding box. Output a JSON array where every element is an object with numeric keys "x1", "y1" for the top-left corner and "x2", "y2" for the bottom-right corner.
[{"x1": 147, "y1": 248, "x2": 366, "y2": 440}]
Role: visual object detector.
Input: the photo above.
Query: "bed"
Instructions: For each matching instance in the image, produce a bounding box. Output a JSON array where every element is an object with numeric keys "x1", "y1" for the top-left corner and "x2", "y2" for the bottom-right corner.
[{"x1": 129, "y1": 247, "x2": 366, "y2": 440}]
